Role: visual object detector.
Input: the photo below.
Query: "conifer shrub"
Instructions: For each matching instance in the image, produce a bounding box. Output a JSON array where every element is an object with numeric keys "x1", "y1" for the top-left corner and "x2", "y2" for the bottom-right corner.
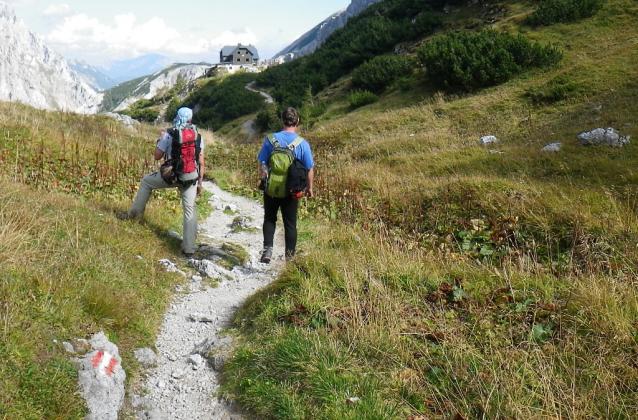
[
  {"x1": 255, "y1": 103, "x2": 282, "y2": 134},
  {"x1": 119, "y1": 99, "x2": 160, "y2": 122},
  {"x1": 351, "y1": 55, "x2": 415, "y2": 93},
  {"x1": 181, "y1": 73, "x2": 263, "y2": 131},
  {"x1": 527, "y1": 0, "x2": 604, "y2": 26},
  {"x1": 163, "y1": 97, "x2": 183, "y2": 122},
  {"x1": 348, "y1": 90, "x2": 379, "y2": 108},
  {"x1": 119, "y1": 107, "x2": 159, "y2": 123},
  {"x1": 256, "y1": 0, "x2": 442, "y2": 107},
  {"x1": 417, "y1": 29, "x2": 563, "y2": 92}
]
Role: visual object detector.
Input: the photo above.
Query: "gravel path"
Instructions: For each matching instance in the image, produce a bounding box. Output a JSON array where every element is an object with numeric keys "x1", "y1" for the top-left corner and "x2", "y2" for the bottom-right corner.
[{"x1": 130, "y1": 181, "x2": 283, "y2": 420}]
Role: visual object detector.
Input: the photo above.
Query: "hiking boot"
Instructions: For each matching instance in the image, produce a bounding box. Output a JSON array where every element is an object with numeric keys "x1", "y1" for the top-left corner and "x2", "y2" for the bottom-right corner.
[
  {"x1": 260, "y1": 247, "x2": 273, "y2": 264},
  {"x1": 182, "y1": 251, "x2": 194, "y2": 258},
  {"x1": 115, "y1": 211, "x2": 132, "y2": 220},
  {"x1": 285, "y1": 249, "x2": 296, "y2": 262},
  {"x1": 115, "y1": 210, "x2": 140, "y2": 221}
]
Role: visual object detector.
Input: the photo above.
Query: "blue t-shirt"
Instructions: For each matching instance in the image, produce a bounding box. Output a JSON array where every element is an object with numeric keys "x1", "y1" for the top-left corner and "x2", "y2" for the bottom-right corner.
[{"x1": 257, "y1": 131, "x2": 314, "y2": 170}]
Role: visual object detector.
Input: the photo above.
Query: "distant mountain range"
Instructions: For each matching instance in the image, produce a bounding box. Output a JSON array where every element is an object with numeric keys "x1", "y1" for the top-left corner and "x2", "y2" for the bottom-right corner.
[
  {"x1": 94, "y1": 54, "x2": 176, "y2": 84},
  {"x1": 69, "y1": 54, "x2": 180, "y2": 92},
  {"x1": 101, "y1": 63, "x2": 212, "y2": 112},
  {"x1": 68, "y1": 59, "x2": 117, "y2": 91},
  {"x1": 272, "y1": 0, "x2": 383, "y2": 61},
  {"x1": 0, "y1": 0, "x2": 381, "y2": 115}
]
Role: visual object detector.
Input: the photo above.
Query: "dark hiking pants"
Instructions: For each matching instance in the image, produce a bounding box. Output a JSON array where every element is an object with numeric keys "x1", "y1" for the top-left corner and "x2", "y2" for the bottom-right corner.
[{"x1": 263, "y1": 193, "x2": 298, "y2": 255}]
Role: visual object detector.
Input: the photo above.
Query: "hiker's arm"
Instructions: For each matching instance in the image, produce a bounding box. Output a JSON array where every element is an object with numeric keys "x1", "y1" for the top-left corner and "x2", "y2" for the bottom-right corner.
[
  {"x1": 154, "y1": 147, "x2": 165, "y2": 160},
  {"x1": 306, "y1": 167, "x2": 314, "y2": 198},
  {"x1": 155, "y1": 130, "x2": 169, "y2": 160}
]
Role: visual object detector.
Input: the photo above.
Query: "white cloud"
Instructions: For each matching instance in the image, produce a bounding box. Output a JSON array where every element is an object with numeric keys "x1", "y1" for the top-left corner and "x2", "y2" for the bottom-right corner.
[
  {"x1": 43, "y1": 11, "x2": 260, "y2": 64},
  {"x1": 42, "y1": 4, "x2": 73, "y2": 17},
  {"x1": 210, "y1": 27, "x2": 259, "y2": 50},
  {"x1": 45, "y1": 12, "x2": 183, "y2": 62}
]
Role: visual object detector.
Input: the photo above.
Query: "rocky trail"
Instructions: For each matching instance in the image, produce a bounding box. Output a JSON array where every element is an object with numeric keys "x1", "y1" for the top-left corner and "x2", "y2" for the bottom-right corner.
[
  {"x1": 127, "y1": 180, "x2": 284, "y2": 419},
  {"x1": 68, "y1": 182, "x2": 284, "y2": 419}
]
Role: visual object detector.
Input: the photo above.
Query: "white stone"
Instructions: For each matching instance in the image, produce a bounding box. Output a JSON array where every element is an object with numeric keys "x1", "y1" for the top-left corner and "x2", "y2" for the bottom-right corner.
[
  {"x1": 541, "y1": 143, "x2": 562, "y2": 152},
  {"x1": 479, "y1": 135, "x2": 499, "y2": 145}
]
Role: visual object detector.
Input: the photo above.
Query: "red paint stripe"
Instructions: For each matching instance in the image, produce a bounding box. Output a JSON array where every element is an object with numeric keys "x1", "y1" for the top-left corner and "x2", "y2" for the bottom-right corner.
[
  {"x1": 92, "y1": 350, "x2": 104, "y2": 368},
  {"x1": 105, "y1": 358, "x2": 118, "y2": 377}
]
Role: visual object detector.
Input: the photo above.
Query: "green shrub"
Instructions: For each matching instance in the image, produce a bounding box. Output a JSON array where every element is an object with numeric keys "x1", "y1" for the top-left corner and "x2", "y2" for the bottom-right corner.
[
  {"x1": 182, "y1": 73, "x2": 263, "y2": 131},
  {"x1": 527, "y1": 0, "x2": 604, "y2": 26},
  {"x1": 348, "y1": 90, "x2": 379, "y2": 108},
  {"x1": 351, "y1": 55, "x2": 415, "y2": 93},
  {"x1": 119, "y1": 106, "x2": 159, "y2": 123},
  {"x1": 417, "y1": 29, "x2": 563, "y2": 92},
  {"x1": 255, "y1": 103, "x2": 282, "y2": 134},
  {"x1": 256, "y1": 0, "x2": 443, "y2": 107},
  {"x1": 164, "y1": 97, "x2": 183, "y2": 122}
]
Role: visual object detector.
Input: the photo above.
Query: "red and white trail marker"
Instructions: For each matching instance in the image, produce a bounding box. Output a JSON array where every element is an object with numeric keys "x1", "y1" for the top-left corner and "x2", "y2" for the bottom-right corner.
[{"x1": 92, "y1": 350, "x2": 119, "y2": 377}]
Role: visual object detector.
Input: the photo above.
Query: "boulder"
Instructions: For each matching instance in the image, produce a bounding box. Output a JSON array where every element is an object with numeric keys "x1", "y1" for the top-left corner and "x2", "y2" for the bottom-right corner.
[{"x1": 577, "y1": 127, "x2": 630, "y2": 147}]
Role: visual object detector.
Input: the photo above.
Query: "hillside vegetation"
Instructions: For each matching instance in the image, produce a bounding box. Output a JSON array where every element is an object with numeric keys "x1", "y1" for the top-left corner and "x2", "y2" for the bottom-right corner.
[
  {"x1": 0, "y1": 102, "x2": 214, "y2": 418},
  {"x1": 204, "y1": 0, "x2": 638, "y2": 418},
  {"x1": 1, "y1": 0, "x2": 638, "y2": 418}
]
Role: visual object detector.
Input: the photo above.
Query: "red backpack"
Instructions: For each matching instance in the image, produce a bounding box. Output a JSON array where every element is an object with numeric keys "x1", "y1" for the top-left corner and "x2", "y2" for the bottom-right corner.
[{"x1": 160, "y1": 124, "x2": 201, "y2": 185}]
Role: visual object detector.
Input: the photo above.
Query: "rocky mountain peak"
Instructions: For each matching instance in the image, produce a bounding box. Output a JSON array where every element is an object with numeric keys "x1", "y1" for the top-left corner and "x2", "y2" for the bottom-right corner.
[{"x1": 0, "y1": 1, "x2": 102, "y2": 113}]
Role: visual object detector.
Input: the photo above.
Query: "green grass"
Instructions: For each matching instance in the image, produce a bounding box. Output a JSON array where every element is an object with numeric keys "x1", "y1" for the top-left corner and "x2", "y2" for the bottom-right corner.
[
  {"x1": 2, "y1": 0, "x2": 638, "y2": 418},
  {"x1": 215, "y1": 1, "x2": 638, "y2": 418},
  {"x1": 0, "y1": 102, "x2": 216, "y2": 418}
]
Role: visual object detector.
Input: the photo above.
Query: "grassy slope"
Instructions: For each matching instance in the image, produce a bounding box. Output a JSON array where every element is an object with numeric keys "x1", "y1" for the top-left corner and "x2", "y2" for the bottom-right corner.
[
  {"x1": 217, "y1": 1, "x2": 638, "y2": 419},
  {"x1": 0, "y1": 102, "x2": 215, "y2": 418},
  {"x1": 1, "y1": 0, "x2": 637, "y2": 419}
]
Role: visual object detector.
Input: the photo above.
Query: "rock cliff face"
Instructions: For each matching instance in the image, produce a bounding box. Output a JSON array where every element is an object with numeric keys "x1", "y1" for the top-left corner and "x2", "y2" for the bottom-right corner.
[
  {"x1": 0, "y1": 2, "x2": 102, "y2": 114},
  {"x1": 109, "y1": 64, "x2": 211, "y2": 112},
  {"x1": 272, "y1": 0, "x2": 383, "y2": 62}
]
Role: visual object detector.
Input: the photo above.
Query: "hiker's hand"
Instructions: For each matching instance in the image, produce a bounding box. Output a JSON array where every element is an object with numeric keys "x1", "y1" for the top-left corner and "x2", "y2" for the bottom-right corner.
[
  {"x1": 306, "y1": 187, "x2": 314, "y2": 199},
  {"x1": 196, "y1": 183, "x2": 202, "y2": 197}
]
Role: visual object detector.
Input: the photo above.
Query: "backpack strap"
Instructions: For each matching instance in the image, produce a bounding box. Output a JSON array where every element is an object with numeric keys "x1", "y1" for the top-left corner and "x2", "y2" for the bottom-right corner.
[
  {"x1": 267, "y1": 133, "x2": 280, "y2": 148},
  {"x1": 267, "y1": 133, "x2": 304, "y2": 150},
  {"x1": 287, "y1": 136, "x2": 304, "y2": 150}
]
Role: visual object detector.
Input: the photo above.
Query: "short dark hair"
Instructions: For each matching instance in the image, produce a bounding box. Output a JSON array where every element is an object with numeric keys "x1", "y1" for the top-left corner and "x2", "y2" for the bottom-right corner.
[{"x1": 281, "y1": 107, "x2": 300, "y2": 128}]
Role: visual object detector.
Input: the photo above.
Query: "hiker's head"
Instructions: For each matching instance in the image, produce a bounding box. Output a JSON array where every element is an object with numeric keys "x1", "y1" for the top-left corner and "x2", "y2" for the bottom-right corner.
[
  {"x1": 174, "y1": 107, "x2": 193, "y2": 126},
  {"x1": 281, "y1": 107, "x2": 300, "y2": 128}
]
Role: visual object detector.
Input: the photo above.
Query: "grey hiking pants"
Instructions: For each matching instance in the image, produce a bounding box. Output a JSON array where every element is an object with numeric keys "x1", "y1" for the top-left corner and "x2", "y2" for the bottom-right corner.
[{"x1": 129, "y1": 171, "x2": 198, "y2": 254}]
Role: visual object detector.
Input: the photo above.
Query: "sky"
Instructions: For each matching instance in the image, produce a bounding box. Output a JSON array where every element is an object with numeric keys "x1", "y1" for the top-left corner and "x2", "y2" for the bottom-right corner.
[{"x1": 3, "y1": 0, "x2": 351, "y2": 66}]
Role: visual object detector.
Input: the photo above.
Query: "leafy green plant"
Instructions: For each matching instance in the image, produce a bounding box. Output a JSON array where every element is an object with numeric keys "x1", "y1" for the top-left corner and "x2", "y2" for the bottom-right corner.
[
  {"x1": 529, "y1": 323, "x2": 554, "y2": 343},
  {"x1": 417, "y1": 29, "x2": 563, "y2": 91}
]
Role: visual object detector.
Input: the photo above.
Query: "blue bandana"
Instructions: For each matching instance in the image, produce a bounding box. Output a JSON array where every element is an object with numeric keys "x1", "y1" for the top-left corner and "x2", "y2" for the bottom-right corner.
[{"x1": 174, "y1": 107, "x2": 193, "y2": 127}]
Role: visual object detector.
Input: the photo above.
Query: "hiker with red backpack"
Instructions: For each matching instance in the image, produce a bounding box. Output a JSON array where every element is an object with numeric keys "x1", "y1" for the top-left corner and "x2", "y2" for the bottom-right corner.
[
  {"x1": 257, "y1": 107, "x2": 314, "y2": 263},
  {"x1": 116, "y1": 107, "x2": 205, "y2": 258}
]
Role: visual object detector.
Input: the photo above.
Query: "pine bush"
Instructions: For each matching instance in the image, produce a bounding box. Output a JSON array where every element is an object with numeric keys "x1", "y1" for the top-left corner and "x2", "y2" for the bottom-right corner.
[
  {"x1": 527, "y1": 0, "x2": 604, "y2": 26},
  {"x1": 348, "y1": 90, "x2": 379, "y2": 108},
  {"x1": 417, "y1": 29, "x2": 563, "y2": 91},
  {"x1": 351, "y1": 55, "x2": 415, "y2": 93}
]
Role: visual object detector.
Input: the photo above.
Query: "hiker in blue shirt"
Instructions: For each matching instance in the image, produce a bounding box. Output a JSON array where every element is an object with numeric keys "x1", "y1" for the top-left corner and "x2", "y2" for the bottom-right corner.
[{"x1": 257, "y1": 107, "x2": 314, "y2": 263}]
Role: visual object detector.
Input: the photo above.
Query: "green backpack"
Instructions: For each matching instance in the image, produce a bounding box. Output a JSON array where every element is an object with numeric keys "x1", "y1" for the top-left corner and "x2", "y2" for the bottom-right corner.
[{"x1": 265, "y1": 134, "x2": 304, "y2": 198}]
